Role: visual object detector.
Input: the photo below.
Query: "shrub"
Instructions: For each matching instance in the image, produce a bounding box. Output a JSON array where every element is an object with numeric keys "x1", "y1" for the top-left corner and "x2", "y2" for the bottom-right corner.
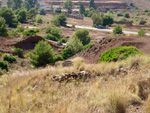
[
  {"x1": 44, "y1": 34, "x2": 59, "y2": 41},
  {"x1": 54, "y1": 55, "x2": 63, "y2": 62},
  {"x1": 0, "y1": 61, "x2": 8, "y2": 71},
  {"x1": 113, "y1": 25, "x2": 123, "y2": 34},
  {"x1": 124, "y1": 13, "x2": 130, "y2": 18},
  {"x1": 117, "y1": 12, "x2": 123, "y2": 16},
  {"x1": 59, "y1": 38, "x2": 67, "y2": 43},
  {"x1": 36, "y1": 17, "x2": 43, "y2": 23},
  {"x1": 16, "y1": 27, "x2": 24, "y2": 32},
  {"x1": 0, "y1": 17, "x2": 8, "y2": 37},
  {"x1": 22, "y1": 29, "x2": 39, "y2": 36},
  {"x1": 12, "y1": 48, "x2": 23, "y2": 58},
  {"x1": 100, "y1": 46, "x2": 143, "y2": 63},
  {"x1": 138, "y1": 29, "x2": 146, "y2": 36},
  {"x1": 51, "y1": 14, "x2": 67, "y2": 26},
  {"x1": 83, "y1": 43, "x2": 94, "y2": 50},
  {"x1": 3, "y1": 55, "x2": 17, "y2": 63},
  {"x1": 40, "y1": 8, "x2": 46, "y2": 15},
  {"x1": 46, "y1": 26, "x2": 62, "y2": 38},
  {"x1": 8, "y1": 29, "x2": 20, "y2": 38},
  {"x1": 144, "y1": 9, "x2": 149, "y2": 13},
  {"x1": 61, "y1": 48, "x2": 74, "y2": 60},
  {"x1": 62, "y1": 37, "x2": 83, "y2": 60},
  {"x1": 92, "y1": 13, "x2": 114, "y2": 27},
  {"x1": 17, "y1": 9, "x2": 27, "y2": 23},
  {"x1": 73, "y1": 29, "x2": 91, "y2": 45},
  {"x1": 28, "y1": 41, "x2": 54, "y2": 67},
  {"x1": 147, "y1": 12, "x2": 150, "y2": 16}
]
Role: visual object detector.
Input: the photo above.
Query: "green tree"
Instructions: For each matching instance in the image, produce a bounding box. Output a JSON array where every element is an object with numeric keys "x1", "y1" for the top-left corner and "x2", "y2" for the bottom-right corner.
[
  {"x1": 40, "y1": 8, "x2": 46, "y2": 15},
  {"x1": 50, "y1": 3, "x2": 54, "y2": 12},
  {"x1": 89, "y1": 0, "x2": 95, "y2": 9},
  {"x1": 12, "y1": 0, "x2": 22, "y2": 10},
  {"x1": 113, "y1": 25, "x2": 123, "y2": 34},
  {"x1": 51, "y1": 14, "x2": 67, "y2": 26},
  {"x1": 62, "y1": 37, "x2": 83, "y2": 59},
  {"x1": 92, "y1": 13, "x2": 103, "y2": 27},
  {"x1": 73, "y1": 29, "x2": 91, "y2": 45},
  {"x1": 17, "y1": 9, "x2": 27, "y2": 23},
  {"x1": 92, "y1": 13, "x2": 114, "y2": 27},
  {"x1": 28, "y1": 41, "x2": 54, "y2": 67},
  {"x1": 0, "y1": 7, "x2": 18, "y2": 28},
  {"x1": 124, "y1": 13, "x2": 130, "y2": 18},
  {"x1": 46, "y1": 26, "x2": 62, "y2": 38},
  {"x1": 0, "y1": 17, "x2": 8, "y2": 37},
  {"x1": 25, "y1": 0, "x2": 38, "y2": 10},
  {"x1": 28, "y1": 8, "x2": 37, "y2": 19},
  {"x1": 79, "y1": 2, "x2": 85, "y2": 14},
  {"x1": 7, "y1": 0, "x2": 12, "y2": 8},
  {"x1": 63, "y1": 0, "x2": 73, "y2": 14},
  {"x1": 102, "y1": 14, "x2": 114, "y2": 26}
]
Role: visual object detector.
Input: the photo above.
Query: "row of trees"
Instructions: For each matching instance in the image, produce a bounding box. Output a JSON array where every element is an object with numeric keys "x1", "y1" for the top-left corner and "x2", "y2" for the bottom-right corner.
[{"x1": 7, "y1": 0, "x2": 39, "y2": 11}]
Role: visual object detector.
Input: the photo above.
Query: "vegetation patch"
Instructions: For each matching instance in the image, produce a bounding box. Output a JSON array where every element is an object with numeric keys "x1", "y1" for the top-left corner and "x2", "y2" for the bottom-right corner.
[{"x1": 100, "y1": 46, "x2": 143, "y2": 63}]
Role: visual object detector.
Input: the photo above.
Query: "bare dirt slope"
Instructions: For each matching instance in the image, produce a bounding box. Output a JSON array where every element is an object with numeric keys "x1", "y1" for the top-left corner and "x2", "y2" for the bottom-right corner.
[
  {"x1": 0, "y1": 36, "x2": 65, "y2": 54},
  {"x1": 72, "y1": 36, "x2": 150, "y2": 63}
]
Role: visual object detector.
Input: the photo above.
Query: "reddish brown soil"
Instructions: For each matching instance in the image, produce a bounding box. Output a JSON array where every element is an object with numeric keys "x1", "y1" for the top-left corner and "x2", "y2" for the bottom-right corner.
[
  {"x1": 0, "y1": 36, "x2": 65, "y2": 54},
  {"x1": 72, "y1": 36, "x2": 150, "y2": 63}
]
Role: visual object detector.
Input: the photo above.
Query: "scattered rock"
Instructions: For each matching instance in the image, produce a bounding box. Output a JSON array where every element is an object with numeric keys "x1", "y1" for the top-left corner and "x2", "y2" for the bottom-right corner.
[
  {"x1": 52, "y1": 71, "x2": 91, "y2": 82},
  {"x1": 62, "y1": 60, "x2": 73, "y2": 67}
]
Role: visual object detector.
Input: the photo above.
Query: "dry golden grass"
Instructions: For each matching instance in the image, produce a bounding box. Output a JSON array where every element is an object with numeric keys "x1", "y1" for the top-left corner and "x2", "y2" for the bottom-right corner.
[
  {"x1": 145, "y1": 95, "x2": 150, "y2": 113},
  {"x1": 0, "y1": 55, "x2": 150, "y2": 112}
]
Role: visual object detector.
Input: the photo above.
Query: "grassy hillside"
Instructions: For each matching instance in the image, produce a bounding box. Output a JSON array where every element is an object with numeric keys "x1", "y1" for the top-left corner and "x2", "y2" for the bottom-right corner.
[{"x1": 1, "y1": 56, "x2": 150, "y2": 112}]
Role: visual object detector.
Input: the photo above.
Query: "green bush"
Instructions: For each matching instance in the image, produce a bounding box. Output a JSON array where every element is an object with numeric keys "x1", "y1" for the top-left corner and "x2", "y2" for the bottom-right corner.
[
  {"x1": 44, "y1": 34, "x2": 59, "y2": 41},
  {"x1": 28, "y1": 40, "x2": 54, "y2": 67},
  {"x1": 73, "y1": 29, "x2": 91, "y2": 45},
  {"x1": 36, "y1": 17, "x2": 43, "y2": 23},
  {"x1": 3, "y1": 55, "x2": 17, "y2": 63},
  {"x1": 0, "y1": 61, "x2": 8, "y2": 71},
  {"x1": 61, "y1": 37, "x2": 83, "y2": 60},
  {"x1": 144, "y1": 9, "x2": 149, "y2": 13},
  {"x1": 46, "y1": 26, "x2": 62, "y2": 38},
  {"x1": 54, "y1": 55, "x2": 63, "y2": 62},
  {"x1": 117, "y1": 12, "x2": 123, "y2": 16},
  {"x1": 22, "y1": 29, "x2": 39, "y2": 36},
  {"x1": 113, "y1": 25, "x2": 123, "y2": 34},
  {"x1": 100, "y1": 46, "x2": 143, "y2": 63},
  {"x1": 51, "y1": 14, "x2": 67, "y2": 26},
  {"x1": 40, "y1": 8, "x2": 46, "y2": 15},
  {"x1": 16, "y1": 27, "x2": 24, "y2": 32},
  {"x1": 138, "y1": 29, "x2": 146, "y2": 36},
  {"x1": 12, "y1": 48, "x2": 23, "y2": 58},
  {"x1": 61, "y1": 48, "x2": 74, "y2": 60},
  {"x1": 59, "y1": 38, "x2": 67, "y2": 43},
  {"x1": 0, "y1": 17, "x2": 8, "y2": 37},
  {"x1": 83, "y1": 43, "x2": 94, "y2": 50},
  {"x1": 8, "y1": 29, "x2": 20, "y2": 38},
  {"x1": 124, "y1": 13, "x2": 130, "y2": 18}
]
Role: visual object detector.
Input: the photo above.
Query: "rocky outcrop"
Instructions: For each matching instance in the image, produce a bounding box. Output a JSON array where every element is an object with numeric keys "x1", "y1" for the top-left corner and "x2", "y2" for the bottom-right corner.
[{"x1": 52, "y1": 71, "x2": 91, "y2": 82}]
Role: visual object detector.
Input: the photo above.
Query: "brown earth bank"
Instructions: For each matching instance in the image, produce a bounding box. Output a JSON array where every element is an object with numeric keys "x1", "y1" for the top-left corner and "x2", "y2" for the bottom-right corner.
[
  {"x1": 0, "y1": 36, "x2": 65, "y2": 55},
  {"x1": 71, "y1": 36, "x2": 150, "y2": 63}
]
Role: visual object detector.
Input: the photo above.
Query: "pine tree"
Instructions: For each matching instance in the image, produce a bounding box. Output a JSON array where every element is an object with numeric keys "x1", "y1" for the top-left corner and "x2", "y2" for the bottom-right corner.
[
  {"x1": 89, "y1": 0, "x2": 95, "y2": 9},
  {"x1": 79, "y1": 2, "x2": 85, "y2": 14}
]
